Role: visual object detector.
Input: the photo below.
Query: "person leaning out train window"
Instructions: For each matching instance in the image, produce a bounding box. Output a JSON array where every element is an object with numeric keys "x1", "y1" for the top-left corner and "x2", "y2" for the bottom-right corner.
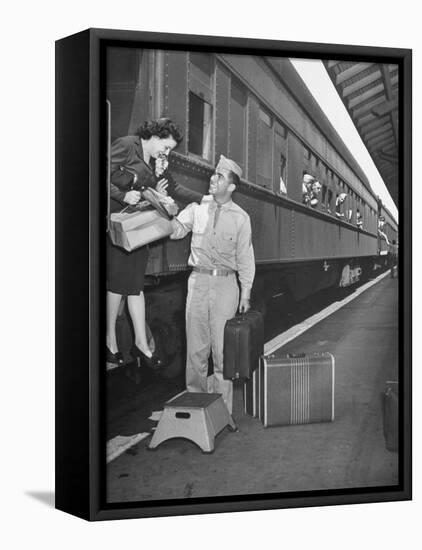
[
  {"x1": 302, "y1": 173, "x2": 315, "y2": 205},
  {"x1": 356, "y1": 208, "x2": 363, "y2": 230},
  {"x1": 106, "y1": 118, "x2": 204, "y2": 368},
  {"x1": 309, "y1": 180, "x2": 322, "y2": 208},
  {"x1": 279, "y1": 175, "x2": 287, "y2": 196},
  {"x1": 335, "y1": 192, "x2": 347, "y2": 219},
  {"x1": 378, "y1": 216, "x2": 390, "y2": 245}
]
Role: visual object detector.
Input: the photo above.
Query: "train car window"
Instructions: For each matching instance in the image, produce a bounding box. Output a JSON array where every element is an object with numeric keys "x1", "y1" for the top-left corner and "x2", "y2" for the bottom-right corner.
[
  {"x1": 327, "y1": 189, "x2": 333, "y2": 214},
  {"x1": 189, "y1": 53, "x2": 213, "y2": 99},
  {"x1": 347, "y1": 203, "x2": 354, "y2": 223},
  {"x1": 274, "y1": 122, "x2": 287, "y2": 195},
  {"x1": 277, "y1": 151, "x2": 287, "y2": 195},
  {"x1": 257, "y1": 107, "x2": 273, "y2": 189},
  {"x1": 321, "y1": 184, "x2": 327, "y2": 209},
  {"x1": 229, "y1": 78, "x2": 247, "y2": 171},
  {"x1": 259, "y1": 108, "x2": 272, "y2": 127},
  {"x1": 356, "y1": 205, "x2": 363, "y2": 229},
  {"x1": 347, "y1": 190, "x2": 354, "y2": 223},
  {"x1": 309, "y1": 153, "x2": 318, "y2": 175},
  {"x1": 188, "y1": 53, "x2": 214, "y2": 161},
  {"x1": 190, "y1": 52, "x2": 212, "y2": 74},
  {"x1": 188, "y1": 92, "x2": 213, "y2": 161}
]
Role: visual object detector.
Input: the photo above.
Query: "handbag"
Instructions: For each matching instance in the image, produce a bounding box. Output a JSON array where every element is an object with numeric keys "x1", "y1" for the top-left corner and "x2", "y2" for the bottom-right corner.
[
  {"x1": 109, "y1": 208, "x2": 174, "y2": 252},
  {"x1": 108, "y1": 185, "x2": 180, "y2": 252}
]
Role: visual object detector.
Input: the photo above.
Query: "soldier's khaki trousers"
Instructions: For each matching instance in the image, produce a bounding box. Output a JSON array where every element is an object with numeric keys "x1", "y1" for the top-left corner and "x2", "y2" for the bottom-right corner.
[{"x1": 185, "y1": 271, "x2": 239, "y2": 414}]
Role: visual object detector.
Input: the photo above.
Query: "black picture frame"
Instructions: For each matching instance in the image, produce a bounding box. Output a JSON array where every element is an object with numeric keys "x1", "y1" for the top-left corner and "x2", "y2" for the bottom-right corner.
[{"x1": 55, "y1": 28, "x2": 412, "y2": 521}]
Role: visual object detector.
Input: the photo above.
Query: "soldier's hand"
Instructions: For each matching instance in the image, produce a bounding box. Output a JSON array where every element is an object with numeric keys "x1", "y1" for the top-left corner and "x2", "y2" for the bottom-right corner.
[
  {"x1": 124, "y1": 190, "x2": 141, "y2": 205},
  {"x1": 239, "y1": 297, "x2": 250, "y2": 314}
]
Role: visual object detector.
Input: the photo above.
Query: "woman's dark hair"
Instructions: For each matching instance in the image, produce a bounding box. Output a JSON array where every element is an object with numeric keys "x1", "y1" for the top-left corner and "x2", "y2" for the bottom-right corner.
[{"x1": 136, "y1": 118, "x2": 183, "y2": 144}]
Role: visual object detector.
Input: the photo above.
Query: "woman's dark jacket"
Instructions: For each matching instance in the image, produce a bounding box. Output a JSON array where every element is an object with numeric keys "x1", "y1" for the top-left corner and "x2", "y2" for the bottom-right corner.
[{"x1": 110, "y1": 135, "x2": 203, "y2": 206}]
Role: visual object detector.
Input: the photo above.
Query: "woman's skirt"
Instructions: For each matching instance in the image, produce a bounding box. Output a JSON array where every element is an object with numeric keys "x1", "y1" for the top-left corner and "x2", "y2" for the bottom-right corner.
[{"x1": 106, "y1": 236, "x2": 149, "y2": 295}]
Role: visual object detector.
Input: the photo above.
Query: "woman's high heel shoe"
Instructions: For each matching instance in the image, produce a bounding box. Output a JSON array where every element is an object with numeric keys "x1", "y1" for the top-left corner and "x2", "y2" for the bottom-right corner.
[
  {"x1": 130, "y1": 344, "x2": 163, "y2": 369},
  {"x1": 106, "y1": 346, "x2": 124, "y2": 365}
]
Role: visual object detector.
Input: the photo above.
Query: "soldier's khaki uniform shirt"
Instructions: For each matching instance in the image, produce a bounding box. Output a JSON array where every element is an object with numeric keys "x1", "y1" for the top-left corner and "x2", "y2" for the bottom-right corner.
[{"x1": 170, "y1": 195, "x2": 255, "y2": 297}]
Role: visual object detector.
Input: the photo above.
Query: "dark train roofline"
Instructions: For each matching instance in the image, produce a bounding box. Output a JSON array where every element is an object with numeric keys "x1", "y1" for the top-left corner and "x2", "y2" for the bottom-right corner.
[{"x1": 265, "y1": 58, "x2": 376, "y2": 197}]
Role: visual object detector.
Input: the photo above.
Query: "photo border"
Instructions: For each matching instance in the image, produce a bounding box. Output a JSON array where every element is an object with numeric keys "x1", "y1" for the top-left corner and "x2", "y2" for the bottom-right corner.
[{"x1": 55, "y1": 28, "x2": 412, "y2": 521}]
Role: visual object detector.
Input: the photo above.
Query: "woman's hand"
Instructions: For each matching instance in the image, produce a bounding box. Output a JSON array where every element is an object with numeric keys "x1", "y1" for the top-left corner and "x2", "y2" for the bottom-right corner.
[
  {"x1": 155, "y1": 155, "x2": 169, "y2": 177},
  {"x1": 155, "y1": 178, "x2": 169, "y2": 196},
  {"x1": 123, "y1": 190, "x2": 141, "y2": 205}
]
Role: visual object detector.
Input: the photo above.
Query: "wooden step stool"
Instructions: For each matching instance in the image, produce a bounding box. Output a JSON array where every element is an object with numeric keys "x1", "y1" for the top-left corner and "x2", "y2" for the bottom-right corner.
[{"x1": 148, "y1": 391, "x2": 238, "y2": 453}]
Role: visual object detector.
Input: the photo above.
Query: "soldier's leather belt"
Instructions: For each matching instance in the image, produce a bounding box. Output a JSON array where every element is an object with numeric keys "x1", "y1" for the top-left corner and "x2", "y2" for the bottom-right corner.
[{"x1": 193, "y1": 267, "x2": 234, "y2": 277}]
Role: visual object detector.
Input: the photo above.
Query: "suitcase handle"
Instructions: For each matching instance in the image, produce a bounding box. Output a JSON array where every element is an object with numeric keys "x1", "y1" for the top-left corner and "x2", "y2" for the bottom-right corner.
[
  {"x1": 236, "y1": 309, "x2": 260, "y2": 321},
  {"x1": 287, "y1": 353, "x2": 306, "y2": 358}
]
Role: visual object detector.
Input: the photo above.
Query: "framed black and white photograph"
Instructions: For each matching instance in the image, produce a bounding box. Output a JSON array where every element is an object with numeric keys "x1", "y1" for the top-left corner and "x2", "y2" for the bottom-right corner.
[{"x1": 55, "y1": 28, "x2": 411, "y2": 521}]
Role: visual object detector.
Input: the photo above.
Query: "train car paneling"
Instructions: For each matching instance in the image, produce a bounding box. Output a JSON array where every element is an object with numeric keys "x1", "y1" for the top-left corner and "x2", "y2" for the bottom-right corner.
[
  {"x1": 299, "y1": 210, "x2": 378, "y2": 260},
  {"x1": 247, "y1": 95, "x2": 259, "y2": 184},
  {"x1": 286, "y1": 133, "x2": 304, "y2": 203},
  {"x1": 379, "y1": 237, "x2": 389, "y2": 255},
  {"x1": 238, "y1": 194, "x2": 293, "y2": 261},
  {"x1": 220, "y1": 54, "x2": 373, "y2": 206},
  {"x1": 164, "y1": 51, "x2": 188, "y2": 156},
  {"x1": 143, "y1": 152, "x2": 381, "y2": 278},
  {"x1": 214, "y1": 62, "x2": 231, "y2": 160},
  {"x1": 127, "y1": 51, "x2": 153, "y2": 134},
  {"x1": 107, "y1": 47, "x2": 147, "y2": 141},
  {"x1": 220, "y1": 54, "x2": 309, "y2": 150},
  {"x1": 135, "y1": 51, "x2": 395, "y2": 280},
  {"x1": 229, "y1": 78, "x2": 248, "y2": 175},
  {"x1": 301, "y1": 120, "x2": 327, "y2": 163}
]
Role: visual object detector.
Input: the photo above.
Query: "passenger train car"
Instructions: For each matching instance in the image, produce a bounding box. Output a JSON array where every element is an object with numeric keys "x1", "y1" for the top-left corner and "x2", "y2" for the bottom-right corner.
[{"x1": 106, "y1": 48, "x2": 398, "y2": 375}]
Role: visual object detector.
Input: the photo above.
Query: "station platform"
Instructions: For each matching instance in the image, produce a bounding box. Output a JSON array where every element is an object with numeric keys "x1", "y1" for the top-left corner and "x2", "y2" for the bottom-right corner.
[{"x1": 107, "y1": 275, "x2": 399, "y2": 503}]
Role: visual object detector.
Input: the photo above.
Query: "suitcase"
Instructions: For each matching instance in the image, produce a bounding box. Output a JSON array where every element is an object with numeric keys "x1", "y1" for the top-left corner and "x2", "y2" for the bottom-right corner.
[
  {"x1": 382, "y1": 381, "x2": 398, "y2": 452},
  {"x1": 259, "y1": 351, "x2": 335, "y2": 427},
  {"x1": 109, "y1": 209, "x2": 173, "y2": 252},
  {"x1": 223, "y1": 310, "x2": 264, "y2": 380}
]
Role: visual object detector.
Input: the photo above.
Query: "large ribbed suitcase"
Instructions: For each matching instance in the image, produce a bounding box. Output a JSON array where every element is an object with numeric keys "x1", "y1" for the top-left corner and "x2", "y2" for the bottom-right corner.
[
  {"x1": 259, "y1": 351, "x2": 335, "y2": 427},
  {"x1": 223, "y1": 310, "x2": 264, "y2": 380}
]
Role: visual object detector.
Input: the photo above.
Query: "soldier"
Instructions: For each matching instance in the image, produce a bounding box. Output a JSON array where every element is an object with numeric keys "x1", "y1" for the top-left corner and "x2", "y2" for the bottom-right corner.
[{"x1": 170, "y1": 155, "x2": 255, "y2": 413}]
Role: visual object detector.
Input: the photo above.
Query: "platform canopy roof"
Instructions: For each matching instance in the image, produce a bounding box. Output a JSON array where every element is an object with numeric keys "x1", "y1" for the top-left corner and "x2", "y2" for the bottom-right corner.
[{"x1": 324, "y1": 61, "x2": 399, "y2": 208}]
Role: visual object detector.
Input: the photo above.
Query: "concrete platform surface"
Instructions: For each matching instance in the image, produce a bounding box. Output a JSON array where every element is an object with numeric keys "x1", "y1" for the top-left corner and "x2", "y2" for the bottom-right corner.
[{"x1": 107, "y1": 277, "x2": 399, "y2": 503}]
